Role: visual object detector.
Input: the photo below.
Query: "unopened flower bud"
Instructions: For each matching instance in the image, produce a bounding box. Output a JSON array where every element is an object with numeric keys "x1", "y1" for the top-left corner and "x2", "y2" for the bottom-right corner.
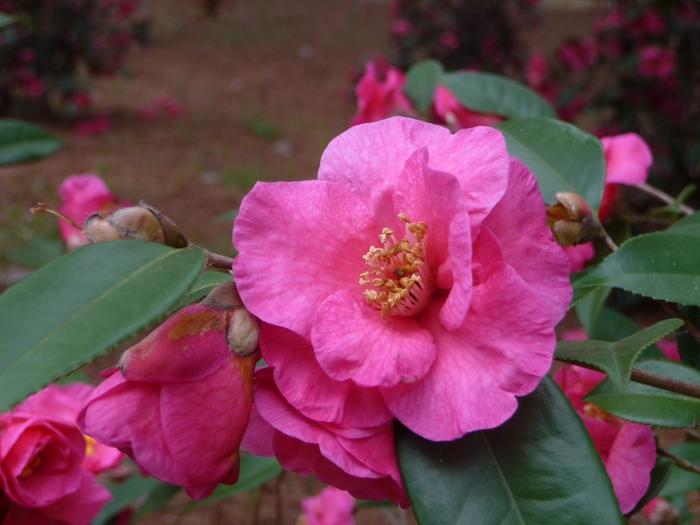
[
  {"x1": 139, "y1": 201, "x2": 188, "y2": 249},
  {"x1": 82, "y1": 213, "x2": 122, "y2": 243},
  {"x1": 108, "y1": 206, "x2": 166, "y2": 243},
  {"x1": 547, "y1": 192, "x2": 600, "y2": 246},
  {"x1": 202, "y1": 282, "x2": 260, "y2": 357}
]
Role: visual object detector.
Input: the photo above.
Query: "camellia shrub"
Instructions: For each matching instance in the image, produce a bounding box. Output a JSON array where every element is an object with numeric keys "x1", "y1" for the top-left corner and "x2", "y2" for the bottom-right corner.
[
  {"x1": 0, "y1": 0, "x2": 145, "y2": 117},
  {"x1": 4, "y1": 59, "x2": 700, "y2": 523}
]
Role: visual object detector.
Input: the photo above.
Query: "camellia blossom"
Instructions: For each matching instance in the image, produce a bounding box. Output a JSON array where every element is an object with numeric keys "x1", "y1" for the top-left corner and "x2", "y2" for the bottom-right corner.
[
  {"x1": 555, "y1": 332, "x2": 656, "y2": 514},
  {"x1": 58, "y1": 174, "x2": 129, "y2": 249},
  {"x1": 433, "y1": 85, "x2": 503, "y2": 130},
  {"x1": 234, "y1": 117, "x2": 571, "y2": 447},
  {"x1": 78, "y1": 283, "x2": 259, "y2": 499},
  {"x1": 300, "y1": 486, "x2": 356, "y2": 525},
  {"x1": 350, "y1": 62, "x2": 414, "y2": 126},
  {"x1": 563, "y1": 243, "x2": 595, "y2": 273}
]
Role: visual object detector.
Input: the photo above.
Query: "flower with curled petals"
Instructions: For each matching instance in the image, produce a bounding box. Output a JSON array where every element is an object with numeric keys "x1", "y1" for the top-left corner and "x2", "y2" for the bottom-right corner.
[{"x1": 234, "y1": 117, "x2": 571, "y2": 444}]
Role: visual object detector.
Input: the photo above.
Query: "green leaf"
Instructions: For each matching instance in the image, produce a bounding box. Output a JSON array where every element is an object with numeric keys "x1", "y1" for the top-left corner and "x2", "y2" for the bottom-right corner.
[
  {"x1": 213, "y1": 208, "x2": 239, "y2": 223},
  {"x1": 440, "y1": 72, "x2": 556, "y2": 119},
  {"x1": 660, "y1": 443, "x2": 700, "y2": 498},
  {"x1": 677, "y1": 305, "x2": 700, "y2": 370},
  {"x1": 92, "y1": 476, "x2": 163, "y2": 525},
  {"x1": 575, "y1": 287, "x2": 610, "y2": 335},
  {"x1": 2, "y1": 236, "x2": 66, "y2": 268},
  {"x1": 579, "y1": 229, "x2": 700, "y2": 306},
  {"x1": 585, "y1": 360, "x2": 700, "y2": 427},
  {"x1": 625, "y1": 457, "x2": 673, "y2": 517},
  {"x1": 0, "y1": 13, "x2": 17, "y2": 28},
  {"x1": 173, "y1": 271, "x2": 233, "y2": 311},
  {"x1": 404, "y1": 60, "x2": 443, "y2": 114},
  {"x1": 0, "y1": 119, "x2": 64, "y2": 166},
  {"x1": 132, "y1": 482, "x2": 180, "y2": 519},
  {"x1": 0, "y1": 241, "x2": 203, "y2": 412},
  {"x1": 555, "y1": 319, "x2": 683, "y2": 389},
  {"x1": 589, "y1": 307, "x2": 663, "y2": 360},
  {"x1": 494, "y1": 118, "x2": 606, "y2": 208},
  {"x1": 396, "y1": 376, "x2": 623, "y2": 525},
  {"x1": 183, "y1": 454, "x2": 282, "y2": 513},
  {"x1": 669, "y1": 211, "x2": 700, "y2": 234}
]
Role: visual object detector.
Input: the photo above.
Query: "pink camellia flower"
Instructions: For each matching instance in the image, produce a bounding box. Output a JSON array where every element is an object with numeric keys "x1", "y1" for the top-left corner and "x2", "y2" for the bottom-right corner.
[
  {"x1": 0, "y1": 408, "x2": 111, "y2": 524},
  {"x1": 301, "y1": 486, "x2": 356, "y2": 525},
  {"x1": 563, "y1": 243, "x2": 595, "y2": 273},
  {"x1": 643, "y1": 497, "x2": 678, "y2": 524},
  {"x1": 58, "y1": 174, "x2": 128, "y2": 249},
  {"x1": 657, "y1": 339, "x2": 680, "y2": 362},
  {"x1": 350, "y1": 63, "x2": 413, "y2": 126},
  {"x1": 639, "y1": 47, "x2": 675, "y2": 80},
  {"x1": 78, "y1": 283, "x2": 259, "y2": 500},
  {"x1": 233, "y1": 117, "x2": 572, "y2": 446},
  {"x1": 526, "y1": 53, "x2": 548, "y2": 90},
  {"x1": 555, "y1": 338, "x2": 655, "y2": 513},
  {"x1": 75, "y1": 116, "x2": 111, "y2": 136},
  {"x1": 433, "y1": 85, "x2": 503, "y2": 130}
]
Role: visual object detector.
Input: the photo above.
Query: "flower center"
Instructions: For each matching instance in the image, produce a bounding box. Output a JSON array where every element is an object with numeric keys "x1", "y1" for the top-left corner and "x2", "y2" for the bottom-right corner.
[{"x1": 360, "y1": 213, "x2": 434, "y2": 319}]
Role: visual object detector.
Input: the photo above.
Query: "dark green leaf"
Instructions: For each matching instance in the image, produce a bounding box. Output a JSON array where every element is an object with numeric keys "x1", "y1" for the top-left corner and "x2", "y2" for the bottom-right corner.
[
  {"x1": 494, "y1": 118, "x2": 606, "y2": 208},
  {"x1": 660, "y1": 443, "x2": 700, "y2": 498},
  {"x1": 555, "y1": 319, "x2": 682, "y2": 388},
  {"x1": 183, "y1": 454, "x2": 282, "y2": 512},
  {"x1": 0, "y1": 241, "x2": 203, "y2": 412},
  {"x1": 668, "y1": 211, "x2": 700, "y2": 234},
  {"x1": 578, "y1": 230, "x2": 700, "y2": 306},
  {"x1": 92, "y1": 476, "x2": 162, "y2": 525},
  {"x1": 625, "y1": 457, "x2": 673, "y2": 517},
  {"x1": 55, "y1": 368, "x2": 90, "y2": 385},
  {"x1": 0, "y1": 13, "x2": 17, "y2": 28},
  {"x1": 585, "y1": 360, "x2": 700, "y2": 427},
  {"x1": 0, "y1": 119, "x2": 63, "y2": 166},
  {"x1": 2, "y1": 236, "x2": 66, "y2": 268},
  {"x1": 396, "y1": 376, "x2": 623, "y2": 525},
  {"x1": 677, "y1": 305, "x2": 700, "y2": 370},
  {"x1": 439, "y1": 72, "x2": 556, "y2": 119},
  {"x1": 575, "y1": 287, "x2": 610, "y2": 335},
  {"x1": 404, "y1": 60, "x2": 443, "y2": 114},
  {"x1": 589, "y1": 307, "x2": 663, "y2": 360},
  {"x1": 173, "y1": 271, "x2": 233, "y2": 311},
  {"x1": 132, "y1": 482, "x2": 180, "y2": 519}
]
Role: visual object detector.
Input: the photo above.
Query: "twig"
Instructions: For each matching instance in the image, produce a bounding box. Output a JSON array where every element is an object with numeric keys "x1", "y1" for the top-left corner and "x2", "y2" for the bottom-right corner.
[
  {"x1": 658, "y1": 446, "x2": 700, "y2": 476},
  {"x1": 661, "y1": 302, "x2": 700, "y2": 346},
  {"x1": 188, "y1": 243, "x2": 236, "y2": 270},
  {"x1": 637, "y1": 183, "x2": 695, "y2": 216},
  {"x1": 600, "y1": 225, "x2": 618, "y2": 252},
  {"x1": 630, "y1": 367, "x2": 700, "y2": 400},
  {"x1": 685, "y1": 428, "x2": 700, "y2": 441}
]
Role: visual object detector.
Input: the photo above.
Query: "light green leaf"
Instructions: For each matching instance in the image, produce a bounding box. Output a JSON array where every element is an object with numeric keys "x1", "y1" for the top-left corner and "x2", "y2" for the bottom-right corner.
[
  {"x1": 396, "y1": 376, "x2": 623, "y2": 525},
  {"x1": 555, "y1": 319, "x2": 682, "y2": 388},
  {"x1": 404, "y1": 60, "x2": 443, "y2": 114},
  {"x1": 585, "y1": 360, "x2": 700, "y2": 427},
  {"x1": 0, "y1": 13, "x2": 17, "y2": 28},
  {"x1": 0, "y1": 119, "x2": 64, "y2": 166},
  {"x1": 0, "y1": 241, "x2": 203, "y2": 412},
  {"x1": 494, "y1": 118, "x2": 606, "y2": 208},
  {"x1": 2, "y1": 236, "x2": 66, "y2": 268},
  {"x1": 440, "y1": 71, "x2": 556, "y2": 119}
]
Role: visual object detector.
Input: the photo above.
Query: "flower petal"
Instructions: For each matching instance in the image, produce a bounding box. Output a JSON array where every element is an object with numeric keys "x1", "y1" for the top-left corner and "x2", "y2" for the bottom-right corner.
[
  {"x1": 312, "y1": 291, "x2": 436, "y2": 388},
  {"x1": 602, "y1": 133, "x2": 652, "y2": 186},
  {"x1": 233, "y1": 180, "x2": 376, "y2": 340}
]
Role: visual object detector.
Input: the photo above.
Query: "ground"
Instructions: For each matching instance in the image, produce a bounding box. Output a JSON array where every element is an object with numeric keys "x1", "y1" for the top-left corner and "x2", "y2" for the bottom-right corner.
[{"x1": 0, "y1": 1, "x2": 602, "y2": 523}]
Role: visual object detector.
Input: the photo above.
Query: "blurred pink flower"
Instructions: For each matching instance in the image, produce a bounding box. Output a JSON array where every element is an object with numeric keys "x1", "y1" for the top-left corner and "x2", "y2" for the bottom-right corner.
[
  {"x1": 155, "y1": 95, "x2": 184, "y2": 118},
  {"x1": 639, "y1": 47, "x2": 675, "y2": 79},
  {"x1": 563, "y1": 243, "x2": 594, "y2": 273},
  {"x1": 139, "y1": 106, "x2": 158, "y2": 121},
  {"x1": 78, "y1": 291, "x2": 259, "y2": 500},
  {"x1": 526, "y1": 53, "x2": 548, "y2": 90},
  {"x1": 350, "y1": 62, "x2": 413, "y2": 126},
  {"x1": 302, "y1": 486, "x2": 355, "y2": 525},
  {"x1": 234, "y1": 117, "x2": 571, "y2": 444},
  {"x1": 629, "y1": 9, "x2": 667, "y2": 37},
  {"x1": 601, "y1": 133, "x2": 653, "y2": 186},
  {"x1": 75, "y1": 116, "x2": 111, "y2": 136},
  {"x1": 433, "y1": 85, "x2": 503, "y2": 130},
  {"x1": 558, "y1": 39, "x2": 598, "y2": 71},
  {"x1": 57, "y1": 174, "x2": 128, "y2": 249},
  {"x1": 657, "y1": 340, "x2": 680, "y2": 362},
  {"x1": 555, "y1": 360, "x2": 656, "y2": 513},
  {"x1": 391, "y1": 19, "x2": 411, "y2": 37},
  {"x1": 643, "y1": 497, "x2": 678, "y2": 524}
]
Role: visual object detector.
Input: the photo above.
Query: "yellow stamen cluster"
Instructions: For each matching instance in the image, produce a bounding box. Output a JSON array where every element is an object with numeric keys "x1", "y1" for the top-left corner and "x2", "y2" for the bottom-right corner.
[
  {"x1": 360, "y1": 214, "x2": 428, "y2": 319},
  {"x1": 582, "y1": 403, "x2": 621, "y2": 427},
  {"x1": 19, "y1": 455, "x2": 42, "y2": 478}
]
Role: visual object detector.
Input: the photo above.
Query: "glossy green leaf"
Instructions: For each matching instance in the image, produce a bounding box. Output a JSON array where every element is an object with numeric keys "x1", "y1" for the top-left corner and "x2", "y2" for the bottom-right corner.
[
  {"x1": 132, "y1": 482, "x2": 180, "y2": 519},
  {"x1": 404, "y1": 60, "x2": 443, "y2": 114},
  {"x1": 585, "y1": 360, "x2": 700, "y2": 427},
  {"x1": 93, "y1": 476, "x2": 163, "y2": 525},
  {"x1": 668, "y1": 211, "x2": 700, "y2": 234},
  {"x1": 2, "y1": 236, "x2": 66, "y2": 268},
  {"x1": 0, "y1": 119, "x2": 63, "y2": 166},
  {"x1": 555, "y1": 319, "x2": 682, "y2": 388},
  {"x1": 659, "y1": 443, "x2": 700, "y2": 498},
  {"x1": 173, "y1": 270, "x2": 233, "y2": 311},
  {"x1": 590, "y1": 307, "x2": 663, "y2": 360},
  {"x1": 578, "y1": 230, "x2": 700, "y2": 306},
  {"x1": 183, "y1": 454, "x2": 282, "y2": 512},
  {"x1": 575, "y1": 287, "x2": 610, "y2": 335},
  {"x1": 677, "y1": 305, "x2": 700, "y2": 370},
  {"x1": 494, "y1": 118, "x2": 606, "y2": 208},
  {"x1": 0, "y1": 241, "x2": 203, "y2": 412},
  {"x1": 0, "y1": 13, "x2": 17, "y2": 28},
  {"x1": 625, "y1": 457, "x2": 673, "y2": 517},
  {"x1": 396, "y1": 376, "x2": 623, "y2": 525},
  {"x1": 440, "y1": 72, "x2": 556, "y2": 120}
]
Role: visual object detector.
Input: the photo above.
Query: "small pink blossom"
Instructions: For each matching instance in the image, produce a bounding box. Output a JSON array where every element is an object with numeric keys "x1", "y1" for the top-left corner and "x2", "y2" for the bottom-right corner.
[
  {"x1": 433, "y1": 85, "x2": 503, "y2": 130},
  {"x1": 639, "y1": 47, "x2": 675, "y2": 79},
  {"x1": 155, "y1": 95, "x2": 184, "y2": 118},
  {"x1": 78, "y1": 287, "x2": 259, "y2": 500},
  {"x1": 351, "y1": 62, "x2": 414, "y2": 126},
  {"x1": 642, "y1": 497, "x2": 678, "y2": 524},
  {"x1": 563, "y1": 243, "x2": 594, "y2": 273},
  {"x1": 391, "y1": 19, "x2": 411, "y2": 37},
  {"x1": 140, "y1": 106, "x2": 158, "y2": 121},
  {"x1": 657, "y1": 340, "x2": 680, "y2": 362},
  {"x1": 554, "y1": 363, "x2": 656, "y2": 513},
  {"x1": 234, "y1": 117, "x2": 571, "y2": 448},
  {"x1": 628, "y1": 9, "x2": 667, "y2": 37},
  {"x1": 57, "y1": 174, "x2": 128, "y2": 249},
  {"x1": 301, "y1": 486, "x2": 355, "y2": 525},
  {"x1": 75, "y1": 116, "x2": 111, "y2": 136},
  {"x1": 438, "y1": 30, "x2": 459, "y2": 50},
  {"x1": 601, "y1": 133, "x2": 653, "y2": 186},
  {"x1": 558, "y1": 39, "x2": 598, "y2": 71},
  {"x1": 526, "y1": 53, "x2": 548, "y2": 90}
]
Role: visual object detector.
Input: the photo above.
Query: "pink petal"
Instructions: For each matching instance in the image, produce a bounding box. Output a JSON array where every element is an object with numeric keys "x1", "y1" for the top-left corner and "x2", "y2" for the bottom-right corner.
[
  {"x1": 39, "y1": 471, "x2": 112, "y2": 525},
  {"x1": 483, "y1": 158, "x2": 572, "y2": 322},
  {"x1": 382, "y1": 265, "x2": 557, "y2": 441},
  {"x1": 602, "y1": 133, "x2": 653, "y2": 186},
  {"x1": 312, "y1": 291, "x2": 436, "y2": 387},
  {"x1": 241, "y1": 391, "x2": 276, "y2": 457},
  {"x1": 261, "y1": 324, "x2": 392, "y2": 428},
  {"x1": 563, "y1": 243, "x2": 595, "y2": 273},
  {"x1": 16, "y1": 383, "x2": 93, "y2": 422},
  {"x1": 302, "y1": 486, "x2": 355, "y2": 525},
  {"x1": 233, "y1": 180, "x2": 377, "y2": 340}
]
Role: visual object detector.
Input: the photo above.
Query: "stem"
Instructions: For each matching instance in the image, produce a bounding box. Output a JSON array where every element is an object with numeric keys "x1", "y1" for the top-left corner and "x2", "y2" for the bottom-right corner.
[
  {"x1": 31, "y1": 202, "x2": 81, "y2": 229},
  {"x1": 630, "y1": 368, "x2": 700, "y2": 400},
  {"x1": 661, "y1": 302, "x2": 700, "y2": 346},
  {"x1": 599, "y1": 225, "x2": 618, "y2": 252},
  {"x1": 685, "y1": 428, "x2": 700, "y2": 441},
  {"x1": 637, "y1": 183, "x2": 695, "y2": 216},
  {"x1": 188, "y1": 243, "x2": 236, "y2": 270},
  {"x1": 658, "y1": 447, "x2": 700, "y2": 476}
]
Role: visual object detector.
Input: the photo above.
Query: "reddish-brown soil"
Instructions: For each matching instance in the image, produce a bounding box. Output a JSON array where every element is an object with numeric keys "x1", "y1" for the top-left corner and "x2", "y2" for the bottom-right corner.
[{"x1": 0, "y1": 1, "x2": 604, "y2": 523}]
